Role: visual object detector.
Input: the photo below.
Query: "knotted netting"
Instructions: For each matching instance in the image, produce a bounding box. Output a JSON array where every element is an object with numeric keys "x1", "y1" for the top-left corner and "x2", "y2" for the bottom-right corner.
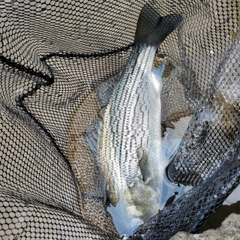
[{"x1": 0, "y1": 0, "x2": 239, "y2": 239}]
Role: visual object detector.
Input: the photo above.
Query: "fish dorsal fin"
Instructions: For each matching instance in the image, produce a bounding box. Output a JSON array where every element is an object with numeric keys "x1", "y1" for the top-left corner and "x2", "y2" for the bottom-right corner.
[{"x1": 84, "y1": 119, "x2": 102, "y2": 162}]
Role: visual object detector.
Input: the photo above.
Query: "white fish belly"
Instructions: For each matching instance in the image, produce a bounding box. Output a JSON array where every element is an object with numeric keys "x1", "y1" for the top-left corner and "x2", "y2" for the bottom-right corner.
[{"x1": 146, "y1": 65, "x2": 165, "y2": 192}]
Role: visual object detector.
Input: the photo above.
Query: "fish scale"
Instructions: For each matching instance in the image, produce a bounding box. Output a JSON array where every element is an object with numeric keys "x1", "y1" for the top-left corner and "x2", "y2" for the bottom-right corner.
[
  {"x1": 99, "y1": 4, "x2": 183, "y2": 223},
  {"x1": 100, "y1": 44, "x2": 157, "y2": 202}
]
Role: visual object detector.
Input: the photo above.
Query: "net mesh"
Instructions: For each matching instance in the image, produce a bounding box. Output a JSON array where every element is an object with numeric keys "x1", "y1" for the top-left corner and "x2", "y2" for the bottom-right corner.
[{"x1": 0, "y1": 0, "x2": 239, "y2": 239}]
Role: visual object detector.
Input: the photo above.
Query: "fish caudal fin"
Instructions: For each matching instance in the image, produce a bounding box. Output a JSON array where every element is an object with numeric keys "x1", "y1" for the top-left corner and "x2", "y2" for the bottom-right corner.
[
  {"x1": 135, "y1": 3, "x2": 182, "y2": 46},
  {"x1": 134, "y1": 3, "x2": 163, "y2": 44}
]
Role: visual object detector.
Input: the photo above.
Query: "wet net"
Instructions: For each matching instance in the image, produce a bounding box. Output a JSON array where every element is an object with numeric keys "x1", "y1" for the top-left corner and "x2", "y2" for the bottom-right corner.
[{"x1": 0, "y1": 0, "x2": 239, "y2": 239}]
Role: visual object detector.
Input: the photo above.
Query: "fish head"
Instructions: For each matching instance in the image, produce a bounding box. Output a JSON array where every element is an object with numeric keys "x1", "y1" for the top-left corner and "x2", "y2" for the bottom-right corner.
[{"x1": 124, "y1": 179, "x2": 160, "y2": 222}]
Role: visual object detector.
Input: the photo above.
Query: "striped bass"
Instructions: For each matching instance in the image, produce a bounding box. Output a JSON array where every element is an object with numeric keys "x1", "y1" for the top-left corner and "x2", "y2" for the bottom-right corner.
[{"x1": 99, "y1": 4, "x2": 182, "y2": 224}]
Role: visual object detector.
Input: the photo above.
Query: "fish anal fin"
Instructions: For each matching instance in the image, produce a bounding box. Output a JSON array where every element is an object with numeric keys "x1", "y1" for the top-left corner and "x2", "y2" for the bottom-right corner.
[{"x1": 152, "y1": 63, "x2": 165, "y2": 82}]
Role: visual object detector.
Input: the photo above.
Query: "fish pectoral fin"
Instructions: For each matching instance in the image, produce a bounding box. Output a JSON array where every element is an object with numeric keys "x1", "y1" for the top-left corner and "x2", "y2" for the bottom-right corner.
[
  {"x1": 143, "y1": 176, "x2": 154, "y2": 186},
  {"x1": 137, "y1": 148, "x2": 153, "y2": 185},
  {"x1": 106, "y1": 181, "x2": 120, "y2": 207}
]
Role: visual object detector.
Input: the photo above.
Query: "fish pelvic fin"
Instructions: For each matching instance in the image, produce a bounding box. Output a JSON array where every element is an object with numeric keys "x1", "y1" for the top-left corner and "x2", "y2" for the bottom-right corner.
[{"x1": 135, "y1": 3, "x2": 182, "y2": 46}]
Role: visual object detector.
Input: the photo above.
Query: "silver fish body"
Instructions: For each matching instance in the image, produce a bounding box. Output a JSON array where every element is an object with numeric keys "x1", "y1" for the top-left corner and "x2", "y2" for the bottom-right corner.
[
  {"x1": 100, "y1": 44, "x2": 164, "y2": 210},
  {"x1": 99, "y1": 5, "x2": 182, "y2": 222}
]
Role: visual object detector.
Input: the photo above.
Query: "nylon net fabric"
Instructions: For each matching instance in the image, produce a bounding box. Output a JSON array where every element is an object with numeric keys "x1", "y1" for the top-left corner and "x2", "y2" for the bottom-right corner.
[{"x1": 0, "y1": 0, "x2": 239, "y2": 239}]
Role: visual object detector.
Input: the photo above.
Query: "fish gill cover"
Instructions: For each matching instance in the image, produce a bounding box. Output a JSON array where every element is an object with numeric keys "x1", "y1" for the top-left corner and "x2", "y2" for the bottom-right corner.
[{"x1": 0, "y1": 0, "x2": 239, "y2": 239}]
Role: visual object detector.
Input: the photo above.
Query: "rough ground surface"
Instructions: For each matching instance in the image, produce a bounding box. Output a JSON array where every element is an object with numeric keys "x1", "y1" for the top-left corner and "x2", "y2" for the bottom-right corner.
[{"x1": 171, "y1": 213, "x2": 240, "y2": 240}]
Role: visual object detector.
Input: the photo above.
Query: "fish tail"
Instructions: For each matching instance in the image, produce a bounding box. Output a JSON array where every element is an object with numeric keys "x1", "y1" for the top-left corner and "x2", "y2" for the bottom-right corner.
[{"x1": 135, "y1": 3, "x2": 182, "y2": 46}]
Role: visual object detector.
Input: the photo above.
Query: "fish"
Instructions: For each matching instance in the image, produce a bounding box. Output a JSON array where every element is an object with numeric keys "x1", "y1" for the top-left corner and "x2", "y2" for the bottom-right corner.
[{"x1": 97, "y1": 4, "x2": 182, "y2": 225}]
